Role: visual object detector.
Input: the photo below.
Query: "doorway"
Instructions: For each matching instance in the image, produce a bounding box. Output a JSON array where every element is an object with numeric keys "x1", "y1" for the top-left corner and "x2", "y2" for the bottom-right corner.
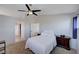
[
  {"x1": 15, "y1": 21, "x2": 25, "y2": 42},
  {"x1": 15, "y1": 23, "x2": 21, "y2": 42}
]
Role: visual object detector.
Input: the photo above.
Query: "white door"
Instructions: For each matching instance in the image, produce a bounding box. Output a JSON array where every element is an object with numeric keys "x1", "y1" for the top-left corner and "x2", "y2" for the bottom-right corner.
[{"x1": 31, "y1": 23, "x2": 40, "y2": 37}]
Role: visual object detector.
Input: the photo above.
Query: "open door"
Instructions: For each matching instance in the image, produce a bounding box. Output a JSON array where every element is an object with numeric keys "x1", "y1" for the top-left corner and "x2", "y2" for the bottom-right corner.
[
  {"x1": 15, "y1": 23, "x2": 21, "y2": 42},
  {"x1": 15, "y1": 22, "x2": 25, "y2": 42}
]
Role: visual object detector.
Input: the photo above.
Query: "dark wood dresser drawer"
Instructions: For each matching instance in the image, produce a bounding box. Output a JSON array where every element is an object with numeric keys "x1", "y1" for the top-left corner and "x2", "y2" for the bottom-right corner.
[{"x1": 56, "y1": 36, "x2": 70, "y2": 50}]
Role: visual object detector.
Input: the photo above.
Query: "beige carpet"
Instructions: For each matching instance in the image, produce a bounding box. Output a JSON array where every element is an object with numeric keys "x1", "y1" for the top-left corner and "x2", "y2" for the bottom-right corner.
[
  {"x1": 6, "y1": 40, "x2": 26, "y2": 54},
  {"x1": 25, "y1": 47, "x2": 77, "y2": 54},
  {"x1": 52, "y1": 47, "x2": 76, "y2": 54},
  {"x1": 6, "y1": 40, "x2": 76, "y2": 54}
]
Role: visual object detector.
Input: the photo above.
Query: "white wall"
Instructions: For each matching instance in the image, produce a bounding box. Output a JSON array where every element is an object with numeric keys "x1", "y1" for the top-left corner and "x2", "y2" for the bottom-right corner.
[
  {"x1": 31, "y1": 23, "x2": 40, "y2": 37},
  {"x1": 22, "y1": 15, "x2": 37, "y2": 40},
  {"x1": 77, "y1": 29, "x2": 79, "y2": 53},
  {"x1": 0, "y1": 15, "x2": 16, "y2": 45},
  {"x1": 77, "y1": 17, "x2": 79, "y2": 53},
  {"x1": 77, "y1": 16, "x2": 79, "y2": 29},
  {"x1": 35, "y1": 14, "x2": 77, "y2": 49}
]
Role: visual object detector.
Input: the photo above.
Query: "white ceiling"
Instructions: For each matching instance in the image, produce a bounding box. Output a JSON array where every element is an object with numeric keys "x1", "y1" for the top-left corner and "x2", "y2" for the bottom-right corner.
[{"x1": 0, "y1": 4, "x2": 79, "y2": 18}]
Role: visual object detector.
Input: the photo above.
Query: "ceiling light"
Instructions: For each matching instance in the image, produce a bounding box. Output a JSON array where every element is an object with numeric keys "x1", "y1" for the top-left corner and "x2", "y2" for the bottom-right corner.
[{"x1": 29, "y1": 11, "x2": 33, "y2": 14}]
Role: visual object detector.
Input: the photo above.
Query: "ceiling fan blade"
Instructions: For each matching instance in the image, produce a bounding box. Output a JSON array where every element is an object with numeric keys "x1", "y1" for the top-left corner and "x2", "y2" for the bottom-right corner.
[
  {"x1": 33, "y1": 12, "x2": 38, "y2": 16},
  {"x1": 32, "y1": 10, "x2": 41, "y2": 12},
  {"x1": 25, "y1": 4, "x2": 31, "y2": 10},
  {"x1": 18, "y1": 10, "x2": 26, "y2": 12}
]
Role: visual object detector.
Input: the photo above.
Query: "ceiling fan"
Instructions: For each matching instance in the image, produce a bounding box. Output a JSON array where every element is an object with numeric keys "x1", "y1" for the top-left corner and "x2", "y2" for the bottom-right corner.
[{"x1": 18, "y1": 4, "x2": 41, "y2": 16}]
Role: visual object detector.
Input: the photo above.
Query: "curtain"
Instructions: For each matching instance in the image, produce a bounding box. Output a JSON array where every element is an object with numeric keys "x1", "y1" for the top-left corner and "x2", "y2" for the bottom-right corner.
[{"x1": 73, "y1": 16, "x2": 77, "y2": 39}]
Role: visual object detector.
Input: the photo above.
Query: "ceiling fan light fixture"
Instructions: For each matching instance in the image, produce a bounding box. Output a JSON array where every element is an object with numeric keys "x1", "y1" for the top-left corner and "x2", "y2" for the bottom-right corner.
[
  {"x1": 28, "y1": 11, "x2": 33, "y2": 14},
  {"x1": 18, "y1": 4, "x2": 41, "y2": 16}
]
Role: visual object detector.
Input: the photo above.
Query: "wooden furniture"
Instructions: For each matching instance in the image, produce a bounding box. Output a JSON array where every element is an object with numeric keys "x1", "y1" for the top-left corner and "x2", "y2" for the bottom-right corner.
[
  {"x1": 0, "y1": 40, "x2": 6, "y2": 54},
  {"x1": 56, "y1": 35, "x2": 70, "y2": 50}
]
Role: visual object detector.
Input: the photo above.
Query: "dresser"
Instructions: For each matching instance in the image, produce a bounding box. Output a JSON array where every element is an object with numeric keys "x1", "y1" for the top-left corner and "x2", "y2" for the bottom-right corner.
[{"x1": 56, "y1": 36, "x2": 70, "y2": 50}]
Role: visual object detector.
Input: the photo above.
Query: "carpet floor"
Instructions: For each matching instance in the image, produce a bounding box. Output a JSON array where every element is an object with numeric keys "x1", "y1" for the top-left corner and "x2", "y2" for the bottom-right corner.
[{"x1": 24, "y1": 47, "x2": 77, "y2": 54}]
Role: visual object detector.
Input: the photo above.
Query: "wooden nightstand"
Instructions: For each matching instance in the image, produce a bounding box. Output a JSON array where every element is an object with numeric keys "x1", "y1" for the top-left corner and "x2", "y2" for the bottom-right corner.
[{"x1": 56, "y1": 36, "x2": 70, "y2": 50}]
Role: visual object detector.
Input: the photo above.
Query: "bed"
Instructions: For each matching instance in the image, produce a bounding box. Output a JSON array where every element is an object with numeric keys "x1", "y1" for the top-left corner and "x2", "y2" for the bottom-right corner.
[{"x1": 25, "y1": 31, "x2": 57, "y2": 54}]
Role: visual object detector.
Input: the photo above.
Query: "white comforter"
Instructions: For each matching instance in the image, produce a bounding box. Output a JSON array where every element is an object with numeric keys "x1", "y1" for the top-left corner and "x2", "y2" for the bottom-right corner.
[{"x1": 25, "y1": 31, "x2": 57, "y2": 54}]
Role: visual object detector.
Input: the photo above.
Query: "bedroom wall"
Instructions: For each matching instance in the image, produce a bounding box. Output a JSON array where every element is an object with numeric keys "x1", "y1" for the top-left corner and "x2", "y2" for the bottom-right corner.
[
  {"x1": 0, "y1": 15, "x2": 16, "y2": 45},
  {"x1": 0, "y1": 15, "x2": 36, "y2": 45},
  {"x1": 35, "y1": 14, "x2": 77, "y2": 49},
  {"x1": 77, "y1": 17, "x2": 79, "y2": 53},
  {"x1": 22, "y1": 15, "x2": 37, "y2": 40},
  {"x1": 77, "y1": 29, "x2": 79, "y2": 53}
]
